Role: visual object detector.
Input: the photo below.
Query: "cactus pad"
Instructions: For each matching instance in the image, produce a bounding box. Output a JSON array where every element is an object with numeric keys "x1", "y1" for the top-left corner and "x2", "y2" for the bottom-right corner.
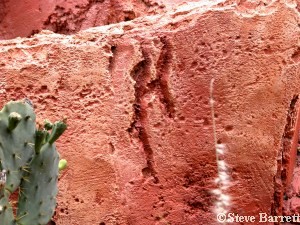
[
  {"x1": 0, "y1": 190, "x2": 15, "y2": 225},
  {"x1": 0, "y1": 101, "x2": 36, "y2": 193},
  {"x1": 0, "y1": 100, "x2": 66, "y2": 225},
  {"x1": 17, "y1": 143, "x2": 60, "y2": 225}
]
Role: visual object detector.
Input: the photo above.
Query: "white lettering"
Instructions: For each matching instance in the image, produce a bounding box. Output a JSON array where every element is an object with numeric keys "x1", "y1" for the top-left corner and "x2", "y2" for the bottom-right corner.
[
  {"x1": 226, "y1": 213, "x2": 255, "y2": 222},
  {"x1": 293, "y1": 215, "x2": 300, "y2": 222},
  {"x1": 286, "y1": 216, "x2": 291, "y2": 222},
  {"x1": 249, "y1": 216, "x2": 256, "y2": 222},
  {"x1": 259, "y1": 213, "x2": 267, "y2": 222},
  {"x1": 227, "y1": 213, "x2": 300, "y2": 223},
  {"x1": 227, "y1": 213, "x2": 235, "y2": 222}
]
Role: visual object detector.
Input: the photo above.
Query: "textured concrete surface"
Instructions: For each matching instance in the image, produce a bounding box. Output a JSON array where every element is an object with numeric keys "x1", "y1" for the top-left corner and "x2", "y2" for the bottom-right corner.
[{"x1": 0, "y1": 0, "x2": 300, "y2": 224}]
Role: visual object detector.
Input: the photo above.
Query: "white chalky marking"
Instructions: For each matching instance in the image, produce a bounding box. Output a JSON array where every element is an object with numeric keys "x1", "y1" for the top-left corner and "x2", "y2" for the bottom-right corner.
[{"x1": 210, "y1": 79, "x2": 232, "y2": 224}]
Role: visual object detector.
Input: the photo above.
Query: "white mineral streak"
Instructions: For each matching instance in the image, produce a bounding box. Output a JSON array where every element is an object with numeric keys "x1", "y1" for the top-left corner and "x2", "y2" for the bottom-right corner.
[{"x1": 210, "y1": 79, "x2": 232, "y2": 224}]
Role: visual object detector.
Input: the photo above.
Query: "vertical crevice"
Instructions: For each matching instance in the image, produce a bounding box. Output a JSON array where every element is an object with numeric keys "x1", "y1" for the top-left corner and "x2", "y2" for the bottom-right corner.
[
  {"x1": 128, "y1": 54, "x2": 159, "y2": 183},
  {"x1": 127, "y1": 38, "x2": 176, "y2": 183},
  {"x1": 272, "y1": 95, "x2": 299, "y2": 219},
  {"x1": 154, "y1": 36, "x2": 176, "y2": 118},
  {"x1": 108, "y1": 45, "x2": 117, "y2": 72}
]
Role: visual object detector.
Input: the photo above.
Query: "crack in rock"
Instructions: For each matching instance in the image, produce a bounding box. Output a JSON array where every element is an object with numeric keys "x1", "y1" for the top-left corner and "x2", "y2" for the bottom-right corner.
[
  {"x1": 127, "y1": 39, "x2": 173, "y2": 182},
  {"x1": 128, "y1": 57, "x2": 159, "y2": 183},
  {"x1": 272, "y1": 94, "x2": 299, "y2": 219},
  {"x1": 127, "y1": 37, "x2": 176, "y2": 183},
  {"x1": 148, "y1": 36, "x2": 175, "y2": 118}
]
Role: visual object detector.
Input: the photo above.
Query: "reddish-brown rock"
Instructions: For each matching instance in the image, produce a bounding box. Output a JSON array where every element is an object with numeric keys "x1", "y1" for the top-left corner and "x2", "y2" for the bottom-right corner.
[
  {"x1": 0, "y1": 1, "x2": 300, "y2": 225},
  {"x1": 0, "y1": 0, "x2": 200, "y2": 40}
]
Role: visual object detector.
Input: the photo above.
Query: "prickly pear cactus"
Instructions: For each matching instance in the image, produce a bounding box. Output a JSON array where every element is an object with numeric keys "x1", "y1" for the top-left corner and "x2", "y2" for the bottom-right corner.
[
  {"x1": 0, "y1": 101, "x2": 36, "y2": 193},
  {"x1": 17, "y1": 143, "x2": 60, "y2": 224},
  {"x1": 0, "y1": 190, "x2": 15, "y2": 225},
  {"x1": 0, "y1": 100, "x2": 67, "y2": 225}
]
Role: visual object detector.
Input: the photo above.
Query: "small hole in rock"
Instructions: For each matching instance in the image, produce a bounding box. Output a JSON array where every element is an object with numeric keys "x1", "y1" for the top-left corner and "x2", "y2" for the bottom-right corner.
[
  {"x1": 225, "y1": 125, "x2": 234, "y2": 131},
  {"x1": 203, "y1": 117, "x2": 209, "y2": 125},
  {"x1": 111, "y1": 46, "x2": 116, "y2": 53}
]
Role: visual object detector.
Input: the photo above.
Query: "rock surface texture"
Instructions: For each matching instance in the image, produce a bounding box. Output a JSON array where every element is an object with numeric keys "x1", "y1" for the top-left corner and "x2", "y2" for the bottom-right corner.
[
  {"x1": 0, "y1": 0, "x2": 199, "y2": 40},
  {"x1": 0, "y1": 0, "x2": 300, "y2": 225}
]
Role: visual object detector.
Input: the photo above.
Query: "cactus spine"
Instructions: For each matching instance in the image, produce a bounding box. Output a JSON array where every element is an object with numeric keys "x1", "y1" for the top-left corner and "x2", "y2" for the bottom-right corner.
[{"x1": 0, "y1": 100, "x2": 67, "y2": 225}]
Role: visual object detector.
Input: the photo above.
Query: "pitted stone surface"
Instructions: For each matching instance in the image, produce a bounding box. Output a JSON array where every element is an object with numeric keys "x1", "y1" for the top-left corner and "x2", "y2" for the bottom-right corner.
[{"x1": 0, "y1": 1, "x2": 300, "y2": 224}]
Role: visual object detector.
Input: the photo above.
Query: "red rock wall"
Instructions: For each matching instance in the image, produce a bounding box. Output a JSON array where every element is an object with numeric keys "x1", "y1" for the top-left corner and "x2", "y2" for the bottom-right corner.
[
  {"x1": 0, "y1": 1, "x2": 300, "y2": 225},
  {"x1": 0, "y1": 0, "x2": 200, "y2": 40}
]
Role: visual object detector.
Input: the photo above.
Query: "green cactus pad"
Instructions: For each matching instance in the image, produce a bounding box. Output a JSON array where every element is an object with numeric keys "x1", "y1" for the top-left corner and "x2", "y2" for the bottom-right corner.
[
  {"x1": 0, "y1": 190, "x2": 16, "y2": 225},
  {"x1": 17, "y1": 143, "x2": 60, "y2": 225},
  {"x1": 0, "y1": 100, "x2": 66, "y2": 225},
  {"x1": 34, "y1": 130, "x2": 48, "y2": 154},
  {"x1": 43, "y1": 120, "x2": 53, "y2": 131},
  {"x1": 8, "y1": 112, "x2": 22, "y2": 132},
  {"x1": 0, "y1": 101, "x2": 36, "y2": 193},
  {"x1": 48, "y1": 121, "x2": 67, "y2": 145}
]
